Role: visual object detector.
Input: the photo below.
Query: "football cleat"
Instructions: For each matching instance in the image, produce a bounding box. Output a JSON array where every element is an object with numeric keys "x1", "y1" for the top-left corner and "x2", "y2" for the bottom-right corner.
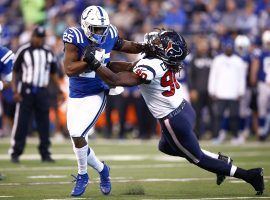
[
  {"x1": 99, "y1": 162, "x2": 111, "y2": 195},
  {"x1": 216, "y1": 152, "x2": 233, "y2": 185},
  {"x1": 70, "y1": 173, "x2": 89, "y2": 197},
  {"x1": 246, "y1": 168, "x2": 264, "y2": 195}
]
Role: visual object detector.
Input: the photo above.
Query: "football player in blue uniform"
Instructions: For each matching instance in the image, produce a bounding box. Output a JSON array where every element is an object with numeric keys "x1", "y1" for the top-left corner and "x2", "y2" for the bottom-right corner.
[
  {"x1": 0, "y1": 28, "x2": 13, "y2": 92},
  {"x1": 0, "y1": 25, "x2": 14, "y2": 180},
  {"x1": 250, "y1": 30, "x2": 270, "y2": 141},
  {"x1": 234, "y1": 35, "x2": 252, "y2": 144},
  {"x1": 83, "y1": 29, "x2": 265, "y2": 195},
  {"x1": 62, "y1": 6, "x2": 150, "y2": 197}
]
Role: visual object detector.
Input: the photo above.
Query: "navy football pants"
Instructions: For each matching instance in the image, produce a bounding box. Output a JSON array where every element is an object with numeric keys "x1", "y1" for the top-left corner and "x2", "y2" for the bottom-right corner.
[{"x1": 158, "y1": 101, "x2": 231, "y2": 176}]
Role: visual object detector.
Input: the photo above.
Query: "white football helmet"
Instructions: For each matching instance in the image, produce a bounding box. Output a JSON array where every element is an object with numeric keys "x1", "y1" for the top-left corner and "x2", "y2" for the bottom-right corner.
[
  {"x1": 81, "y1": 6, "x2": 110, "y2": 44},
  {"x1": 234, "y1": 35, "x2": 250, "y2": 55},
  {"x1": 262, "y1": 30, "x2": 270, "y2": 49}
]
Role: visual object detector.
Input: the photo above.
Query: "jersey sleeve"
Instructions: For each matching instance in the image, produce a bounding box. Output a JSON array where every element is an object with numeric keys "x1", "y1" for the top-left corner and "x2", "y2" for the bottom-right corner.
[
  {"x1": 62, "y1": 27, "x2": 84, "y2": 47},
  {"x1": 107, "y1": 24, "x2": 120, "y2": 49},
  {"x1": 133, "y1": 59, "x2": 156, "y2": 81},
  {"x1": 0, "y1": 47, "x2": 14, "y2": 75}
]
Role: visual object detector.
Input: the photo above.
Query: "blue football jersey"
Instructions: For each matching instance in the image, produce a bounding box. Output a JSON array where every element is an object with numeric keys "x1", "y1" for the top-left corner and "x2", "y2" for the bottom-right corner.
[
  {"x1": 0, "y1": 46, "x2": 14, "y2": 76},
  {"x1": 255, "y1": 50, "x2": 270, "y2": 82},
  {"x1": 63, "y1": 25, "x2": 119, "y2": 98}
]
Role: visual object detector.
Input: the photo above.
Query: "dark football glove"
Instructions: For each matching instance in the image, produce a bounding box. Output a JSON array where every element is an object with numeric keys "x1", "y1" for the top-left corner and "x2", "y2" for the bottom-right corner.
[{"x1": 83, "y1": 45, "x2": 101, "y2": 71}]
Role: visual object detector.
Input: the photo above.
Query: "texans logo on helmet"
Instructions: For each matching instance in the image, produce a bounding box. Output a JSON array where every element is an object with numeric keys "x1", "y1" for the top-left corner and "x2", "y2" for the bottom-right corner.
[{"x1": 165, "y1": 41, "x2": 183, "y2": 58}]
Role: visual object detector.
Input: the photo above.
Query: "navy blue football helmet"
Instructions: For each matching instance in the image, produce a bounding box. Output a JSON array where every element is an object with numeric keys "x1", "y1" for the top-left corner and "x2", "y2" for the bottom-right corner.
[{"x1": 145, "y1": 29, "x2": 188, "y2": 68}]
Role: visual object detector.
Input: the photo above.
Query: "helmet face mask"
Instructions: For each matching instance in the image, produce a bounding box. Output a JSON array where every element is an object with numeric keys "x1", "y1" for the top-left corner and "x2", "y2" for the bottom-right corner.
[{"x1": 81, "y1": 6, "x2": 110, "y2": 44}]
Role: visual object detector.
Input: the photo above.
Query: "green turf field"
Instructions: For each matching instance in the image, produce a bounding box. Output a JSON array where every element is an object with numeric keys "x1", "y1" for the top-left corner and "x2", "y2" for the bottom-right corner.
[{"x1": 0, "y1": 138, "x2": 269, "y2": 200}]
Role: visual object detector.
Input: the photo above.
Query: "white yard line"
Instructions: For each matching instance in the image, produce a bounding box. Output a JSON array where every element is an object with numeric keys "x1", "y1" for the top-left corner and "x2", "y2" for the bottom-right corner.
[
  {"x1": 0, "y1": 151, "x2": 268, "y2": 161},
  {"x1": 0, "y1": 196, "x2": 13, "y2": 198},
  {"x1": 1, "y1": 162, "x2": 270, "y2": 172},
  {"x1": 0, "y1": 177, "x2": 269, "y2": 186},
  {"x1": 28, "y1": 175, "x2": 67, "y2": 179}
]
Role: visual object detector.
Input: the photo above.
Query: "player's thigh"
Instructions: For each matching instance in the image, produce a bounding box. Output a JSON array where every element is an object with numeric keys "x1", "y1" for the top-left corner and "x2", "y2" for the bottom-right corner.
[
  {"x1": 162, "y1": 104, "x2": 202, "y2": 163},
  {"x1": 67, "y1": 92, "x2": 107, "y2": 137}
]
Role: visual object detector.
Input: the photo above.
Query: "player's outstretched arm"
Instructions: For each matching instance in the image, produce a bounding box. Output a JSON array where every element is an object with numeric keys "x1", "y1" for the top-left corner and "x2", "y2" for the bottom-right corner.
[
  {"x1": 113, "y1": 38, "x2": 150, "y2": 54},
  {"x1": 97, "y1": 66, "x2": 143, "y2": 87},
  {"x1": 107, "y1": 60, "x2": 140, "y2": 73},
  {"x1": 63, "y1": 43, "x2": 90, "y2": 76}
]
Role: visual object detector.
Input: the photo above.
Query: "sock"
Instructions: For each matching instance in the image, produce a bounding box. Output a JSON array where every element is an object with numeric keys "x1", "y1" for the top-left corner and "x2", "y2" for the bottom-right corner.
[
  {"x1": 201, "y1": 149, "x2": 219, "y2": 159},
  {"x1": 73, "y1": 145, "x2": 88, "y2": 175},
  {"x1": 233, "y1": 166, "x2": 249, "y2": 181},
  {"x1": 87, "y1": 147, "x2": 104, "y2": 172}
]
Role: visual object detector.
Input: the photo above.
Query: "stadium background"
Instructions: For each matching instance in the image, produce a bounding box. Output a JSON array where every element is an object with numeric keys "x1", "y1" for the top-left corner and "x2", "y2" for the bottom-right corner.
[{"x1": 0, "y1": 0, "x2": 269, "y2": 199}]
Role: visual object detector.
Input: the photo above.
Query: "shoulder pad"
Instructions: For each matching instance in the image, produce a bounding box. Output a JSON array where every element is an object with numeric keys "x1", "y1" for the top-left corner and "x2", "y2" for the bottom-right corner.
[
  {"x1": 108, "y1": 24, "x2": 118, "y2": 39},
  {"x1": 63, "y1": 27, "x2": 85, "y2": 45},
  {"x1": 133, "y1": 59, "x2": 161, "y2": 81}
]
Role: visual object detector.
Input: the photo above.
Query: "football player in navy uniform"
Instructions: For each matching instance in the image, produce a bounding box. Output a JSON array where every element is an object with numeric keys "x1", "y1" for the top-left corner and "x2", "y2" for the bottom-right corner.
[
  {"x1": 250, "y1": 30, "x2": 270, "y2": 141},
  {"x1": 83, "y1": 29, "x2": 265, "y2": 195},
  {"x1": 63, "y1": 6, "x2": 150, "y2": 196}
]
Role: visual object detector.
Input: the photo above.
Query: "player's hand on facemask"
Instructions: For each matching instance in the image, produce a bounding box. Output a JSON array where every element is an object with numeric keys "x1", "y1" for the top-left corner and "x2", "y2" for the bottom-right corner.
[{"x1": 83, "y1": 45, "x2": 101, "y2": 71}]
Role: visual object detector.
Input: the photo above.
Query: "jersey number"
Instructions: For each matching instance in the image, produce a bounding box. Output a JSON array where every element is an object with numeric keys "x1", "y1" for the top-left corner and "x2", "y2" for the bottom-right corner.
[
  {"x1": 63, "y1": 32, "x2": 74, "y2": 43},
  {"x1": 135, "y1": 68, "x2": 148, "y2": 80},
  {"x1": 160, "y1": 70, "x2": 180, "y2": 97}
]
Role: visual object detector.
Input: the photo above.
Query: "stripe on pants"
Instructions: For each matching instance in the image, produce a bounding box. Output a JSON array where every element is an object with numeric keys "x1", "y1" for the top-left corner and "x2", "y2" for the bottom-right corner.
[
  {"x1": 164, "y1": 119, "x2": 199, "y2": 164},
  {"x1": 80, "y1": 92, "x2": 107, "y2": 137}
]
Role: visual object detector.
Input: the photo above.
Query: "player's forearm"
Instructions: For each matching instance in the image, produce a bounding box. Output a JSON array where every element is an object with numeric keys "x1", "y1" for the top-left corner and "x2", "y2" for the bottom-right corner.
[
  {"x1": 64, "y1": 61, "x2": 89, "y2": 76},
  {"x1": 108, "y1": 61, "x2": 136, "y2": 73},
  {"x1": 119, "y1": 40, "x2": 145, "y2": 54},
  {"x1": 96, "y1": 66, "x2": 139, "y2": 87}
]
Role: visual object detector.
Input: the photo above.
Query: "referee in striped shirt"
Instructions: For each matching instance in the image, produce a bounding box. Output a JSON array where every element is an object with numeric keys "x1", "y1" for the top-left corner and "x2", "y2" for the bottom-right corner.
[{"x1": 9, "y1": 26, "x2": 63, "y2": 163}]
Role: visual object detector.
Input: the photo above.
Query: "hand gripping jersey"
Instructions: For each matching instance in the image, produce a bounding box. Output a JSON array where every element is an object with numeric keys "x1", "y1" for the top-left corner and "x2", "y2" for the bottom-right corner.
[
  {"x1": 63, "y1": 25, "x2": 118, "y2": 98},
  {"x1": 0, "y1": 46, "x2": 14, "y2": 79},
  {"x1": 133, "y1": 58, "x2": 184, "y2": 119}
]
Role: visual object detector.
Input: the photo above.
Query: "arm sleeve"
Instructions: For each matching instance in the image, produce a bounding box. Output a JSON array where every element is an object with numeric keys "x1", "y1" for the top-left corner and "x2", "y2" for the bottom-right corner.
[
  {"x1": 112, "y1": 37, "x2": 124, "y2": 51},
  {"x1": 62, "y1": 27, "x2": 82, "y2": 48}
]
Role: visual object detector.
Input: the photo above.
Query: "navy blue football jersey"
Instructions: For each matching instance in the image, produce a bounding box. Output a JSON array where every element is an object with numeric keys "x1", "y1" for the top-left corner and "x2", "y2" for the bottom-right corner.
[
  {"x1": 254, "y1": 50, "x2": 270, "y2": 82},
  {"x1": 0, "y1": 46, "x2": 13, "y2": 76},
  {"x1": 63, "y1": 25, "x2": 118, "y2": 98}
]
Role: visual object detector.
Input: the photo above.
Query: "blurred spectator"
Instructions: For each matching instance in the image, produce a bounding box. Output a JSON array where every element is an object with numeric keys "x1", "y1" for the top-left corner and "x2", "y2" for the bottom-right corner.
[
  {"x1": 208, "y1": 39, "x2": 247, "y2": 144},
  {"x1": 20, "y1": 0, "x2": 46, "y2": 25},
  {"x1": 188, "y1": 37, "x2": 213, "y2": 139},
  {"x1": 162, "y1": 0, "x2": 187, "y2": 31}
]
